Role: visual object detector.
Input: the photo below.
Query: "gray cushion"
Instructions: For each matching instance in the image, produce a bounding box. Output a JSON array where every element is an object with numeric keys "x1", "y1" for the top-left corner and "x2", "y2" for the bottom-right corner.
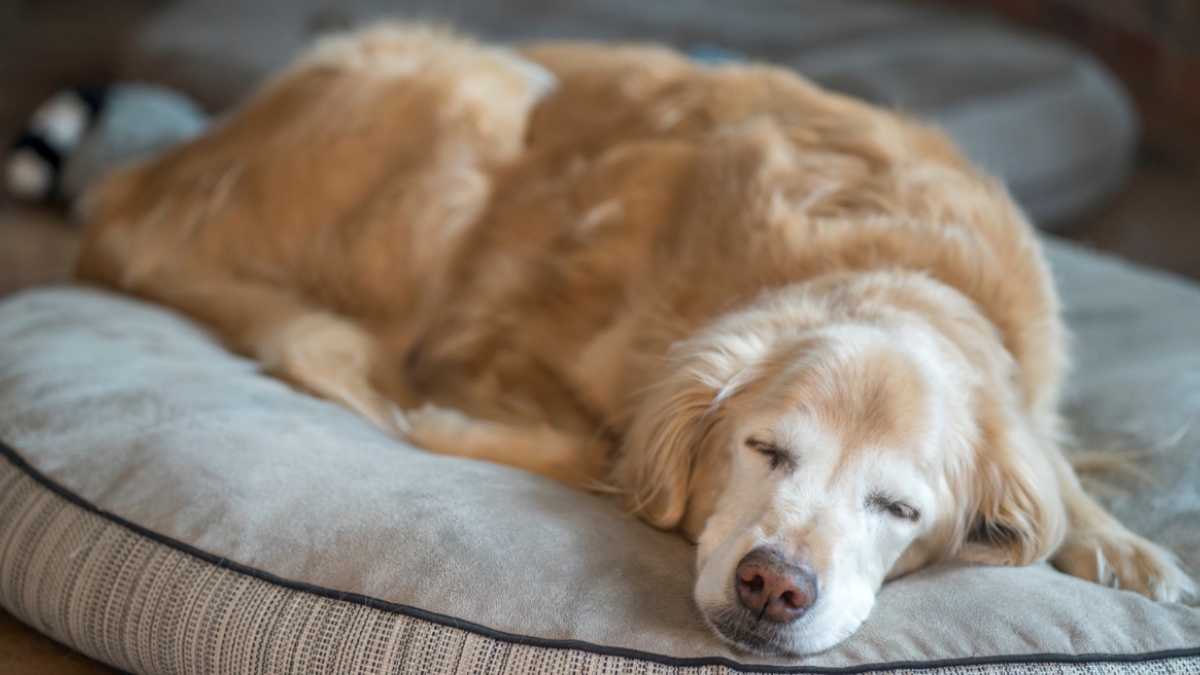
[
  {"x1": 120, "y1": 0, "x2": 1136, "y2": 227},
  {"x1": 0, "y1": 238, "x2": 1197, "y2": 674}
]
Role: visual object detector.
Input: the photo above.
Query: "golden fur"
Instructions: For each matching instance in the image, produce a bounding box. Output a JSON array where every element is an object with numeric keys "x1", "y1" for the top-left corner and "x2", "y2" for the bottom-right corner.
[{"x1": 74, "y1": 25, "x2": 1194, "y2": 655}]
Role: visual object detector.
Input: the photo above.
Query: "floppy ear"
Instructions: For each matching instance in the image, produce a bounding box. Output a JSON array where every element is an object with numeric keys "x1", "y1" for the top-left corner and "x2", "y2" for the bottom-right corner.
[
  {"x1": 610, "y1": 367, "x2": 724, "y2": 531},
  {"x1": 958, "y1": 400, "x2": 1068, "y2": 567}
]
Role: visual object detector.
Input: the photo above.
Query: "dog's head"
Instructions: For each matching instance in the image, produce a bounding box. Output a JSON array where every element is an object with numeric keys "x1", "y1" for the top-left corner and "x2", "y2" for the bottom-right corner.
[{"x1": 614, "y1": 274, "x2": 1067, "y2": 655}]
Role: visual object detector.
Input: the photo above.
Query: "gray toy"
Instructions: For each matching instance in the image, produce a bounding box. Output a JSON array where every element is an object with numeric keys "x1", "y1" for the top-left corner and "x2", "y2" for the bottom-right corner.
[{"x1": 4, "y1": 83, "x2": 209, "y2": 214}]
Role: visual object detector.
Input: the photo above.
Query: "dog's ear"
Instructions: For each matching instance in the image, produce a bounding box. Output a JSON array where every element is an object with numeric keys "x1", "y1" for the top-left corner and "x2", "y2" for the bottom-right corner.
[
  {"x1": 611, "y1": 368, "x2": 724, "y2": 531},
  {"x1": 958, "y1": 400, "x2": 1068, "y2": 567}
]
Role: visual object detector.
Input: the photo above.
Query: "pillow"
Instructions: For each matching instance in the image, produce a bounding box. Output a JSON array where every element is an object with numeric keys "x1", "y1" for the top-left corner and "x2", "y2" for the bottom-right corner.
[{"x1": 0, "y1": 238, "x2": 1198, "y2": 674}]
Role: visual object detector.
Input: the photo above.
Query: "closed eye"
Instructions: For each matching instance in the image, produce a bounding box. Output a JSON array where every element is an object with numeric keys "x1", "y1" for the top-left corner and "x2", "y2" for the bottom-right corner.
[
  {"x1": 744, "y1": 437, "x2": 797, "y2": 472},
  {"x1": 866, "y1": 492, "x2": 920, "y2": 522}
]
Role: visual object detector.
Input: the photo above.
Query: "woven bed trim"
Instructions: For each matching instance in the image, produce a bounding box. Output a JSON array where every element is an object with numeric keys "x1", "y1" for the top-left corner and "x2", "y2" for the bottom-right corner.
[{"x1": 1, "y1": 438, "x2": 1198, "y2": 675}]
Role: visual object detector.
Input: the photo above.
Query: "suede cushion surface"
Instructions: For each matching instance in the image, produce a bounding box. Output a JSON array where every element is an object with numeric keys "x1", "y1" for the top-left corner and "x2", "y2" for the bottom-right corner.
[{"x1": 0, "y1": 238, "x2": 1198, "y2": 672}]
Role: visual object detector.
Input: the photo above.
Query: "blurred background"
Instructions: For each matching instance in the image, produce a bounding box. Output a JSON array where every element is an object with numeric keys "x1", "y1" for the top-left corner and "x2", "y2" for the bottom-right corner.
[{"x1": 0, "y1": 1, "x2": 1198, "y2": 671}]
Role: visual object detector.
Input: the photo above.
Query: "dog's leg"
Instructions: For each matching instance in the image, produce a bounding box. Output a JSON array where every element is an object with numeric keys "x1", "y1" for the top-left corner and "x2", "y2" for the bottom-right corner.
[
  {"x1": 404, "y1": 404, "x2": 607, "y2": 489},
  {"x1": 140, "y1": 274, "x2": 411, "y2": 436},
  {"x1": 1051, "y1": 458, "x2": 1196, "y2": 601},
  {"x1": 256, "y1": 311, "x2": 410, "y2": 435}
]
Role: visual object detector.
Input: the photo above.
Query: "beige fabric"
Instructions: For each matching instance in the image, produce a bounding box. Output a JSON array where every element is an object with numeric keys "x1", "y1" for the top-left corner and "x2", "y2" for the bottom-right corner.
[{"x1": 2, "y1": 450, "x2": 1196, "y2": 675}]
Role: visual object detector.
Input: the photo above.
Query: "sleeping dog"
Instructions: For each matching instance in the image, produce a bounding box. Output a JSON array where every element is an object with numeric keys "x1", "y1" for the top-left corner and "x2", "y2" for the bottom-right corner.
[{"x1": 74, "y1": 25, "x2": 1194, "y2": 655}]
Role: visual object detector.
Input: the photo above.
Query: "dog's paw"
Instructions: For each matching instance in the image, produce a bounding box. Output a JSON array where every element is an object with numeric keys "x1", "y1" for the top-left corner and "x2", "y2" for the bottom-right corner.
[
  {"x1": 403, "y1": 403, "x2": 473, "y2": 442},
  {"x1": 259, "y1": 313, "x2": 407, "y2": 436},
  {"x1": 1053, "y1": 527, "x2": 1197, "y2": 603}
]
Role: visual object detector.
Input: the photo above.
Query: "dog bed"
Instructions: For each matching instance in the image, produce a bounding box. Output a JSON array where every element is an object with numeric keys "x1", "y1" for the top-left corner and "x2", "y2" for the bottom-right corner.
[{"x1": 1, "y1": 238, "x2": 1198, "y2": 674}]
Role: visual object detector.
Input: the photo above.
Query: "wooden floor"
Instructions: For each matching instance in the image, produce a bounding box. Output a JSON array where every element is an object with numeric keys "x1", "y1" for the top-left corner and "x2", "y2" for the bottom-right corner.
[{"x1": 1, "y1": 1, "x2": 1199, "y2": 673}]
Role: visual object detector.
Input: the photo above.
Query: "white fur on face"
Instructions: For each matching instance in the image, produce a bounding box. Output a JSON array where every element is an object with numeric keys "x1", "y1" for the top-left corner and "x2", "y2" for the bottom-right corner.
[{"x1": 693, "y1": 324, "x2": 973, "y2": 655}]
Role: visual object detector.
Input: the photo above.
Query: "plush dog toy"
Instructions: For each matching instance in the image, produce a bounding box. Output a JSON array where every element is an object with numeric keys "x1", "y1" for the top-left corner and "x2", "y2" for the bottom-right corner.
[{"x1": 4, "y1": 84, "x2": 208, "y2": 213}]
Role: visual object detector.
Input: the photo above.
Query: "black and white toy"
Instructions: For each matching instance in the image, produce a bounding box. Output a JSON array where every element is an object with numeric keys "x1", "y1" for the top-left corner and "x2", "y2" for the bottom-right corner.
[{"x1": 4, "y1": 84, "x2": 209, "y2": 212}]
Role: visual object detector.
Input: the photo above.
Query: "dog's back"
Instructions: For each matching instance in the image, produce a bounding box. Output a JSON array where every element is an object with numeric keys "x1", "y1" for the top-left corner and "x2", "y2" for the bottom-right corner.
[
  {"x1": 75, "y1": 25, "x2": 1063, "y2": 456},
  {"x1": 406, "y1": 42, "x2": 1067, "y2": 438}
]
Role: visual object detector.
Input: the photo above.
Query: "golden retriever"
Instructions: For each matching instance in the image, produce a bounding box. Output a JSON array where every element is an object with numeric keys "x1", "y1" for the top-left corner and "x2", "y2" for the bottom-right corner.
[{"x1": 73, "y1": 25, "x2": 1194, "y2": 655}]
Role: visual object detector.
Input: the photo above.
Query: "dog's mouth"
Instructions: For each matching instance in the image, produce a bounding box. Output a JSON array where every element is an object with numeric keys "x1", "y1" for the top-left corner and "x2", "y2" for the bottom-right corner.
[
  {"x1": 703, "y1": 593, "x2": 865, "y2": 657},
  {"x1": 703, "y1": 602, "x2": 808, "y2": 656}
]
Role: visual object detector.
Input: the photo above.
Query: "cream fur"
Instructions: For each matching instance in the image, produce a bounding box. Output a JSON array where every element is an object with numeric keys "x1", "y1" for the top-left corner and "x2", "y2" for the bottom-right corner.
[{"x1": 74, "y1": 24, "x2": 1195, "y2": 656}]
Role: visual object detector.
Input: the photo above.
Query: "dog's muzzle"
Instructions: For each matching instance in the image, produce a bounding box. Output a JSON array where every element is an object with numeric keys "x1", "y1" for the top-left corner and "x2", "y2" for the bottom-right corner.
[{"x1": 706, "y1": 546, "x2": 820, "y2": 653}]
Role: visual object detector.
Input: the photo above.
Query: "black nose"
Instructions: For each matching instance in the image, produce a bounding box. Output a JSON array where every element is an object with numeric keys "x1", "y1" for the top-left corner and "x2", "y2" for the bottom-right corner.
[{"x1": 735, "y1": 547, "x2": 818, "y2": 623}]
